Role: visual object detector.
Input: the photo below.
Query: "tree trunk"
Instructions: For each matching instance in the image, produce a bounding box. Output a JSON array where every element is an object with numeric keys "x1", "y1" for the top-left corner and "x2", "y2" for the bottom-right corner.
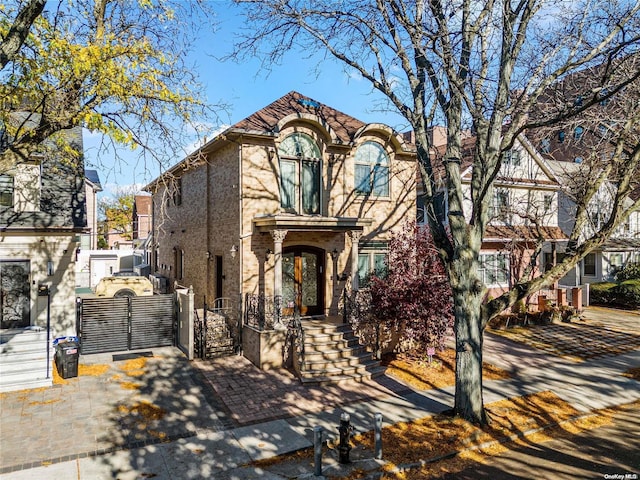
[{"x1": 452, "y1": 283, "x2": 488, "y2": 425}]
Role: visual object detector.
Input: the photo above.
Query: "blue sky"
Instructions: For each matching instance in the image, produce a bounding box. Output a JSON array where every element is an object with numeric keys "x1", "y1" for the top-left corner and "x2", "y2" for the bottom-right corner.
[{"x1": 88, "y1": 4, "x2": 407, "y2": 200}]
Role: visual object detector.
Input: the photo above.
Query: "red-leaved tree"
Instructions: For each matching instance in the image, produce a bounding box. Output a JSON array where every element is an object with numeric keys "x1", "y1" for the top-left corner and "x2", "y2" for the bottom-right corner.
[{"x1": 369, "y1": 222, "x2": 454, "y2": 355}]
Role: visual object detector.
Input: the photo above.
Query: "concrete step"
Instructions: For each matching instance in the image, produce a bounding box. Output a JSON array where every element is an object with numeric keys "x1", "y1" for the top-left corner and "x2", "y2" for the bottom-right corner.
[
  {"x1": 301, "y1": 321, "x2": 353, "y2": 335},
  {"x1": 0, "y1": 376, "x2": 52, "y2": 393},
  {"x1": 304, "y1": 345, "x2": 368, "y2": 361},
  {"x1": 0, "y1": 358, "x2": 53, "y2": 393},
  {"x1": 301, "y1": 358, "x2": 381, "y2": 376},
  {"x1": 0, "y1": 347, "x2": 52, "y2": 363},
  {"x1": 0, "y1": 356, "x2": 52, "y2": 373},
  {"x1": 303, "y1": 336, "x2": 360, "y2": 350},
  {"x1": 300, "y1": 365, "x2": 387, "y2": 386},
  {"x1": 0, "y1": 328, "x2": 55, "y2": 392},
  {"x1": 303, "y1": 352, "x2": 376, "y2": 371},
  {"x1": 0, "y1": 329, "x2": 49, "y2": 354}
]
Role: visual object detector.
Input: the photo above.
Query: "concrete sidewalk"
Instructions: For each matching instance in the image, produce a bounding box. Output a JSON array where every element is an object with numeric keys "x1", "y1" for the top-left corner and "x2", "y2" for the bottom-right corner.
[{"x1": 1, "y1": 310, "x2": 639, "y2": 479}]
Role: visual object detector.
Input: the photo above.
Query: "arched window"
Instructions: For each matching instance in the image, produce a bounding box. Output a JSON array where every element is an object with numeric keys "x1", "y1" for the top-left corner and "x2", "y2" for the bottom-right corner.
[
  {"x1": 278, "y1": 133, "x2": 321, "y2": 214},
  {"x1": 354, "y1": 141, "x2": 389, "y2": 197}
]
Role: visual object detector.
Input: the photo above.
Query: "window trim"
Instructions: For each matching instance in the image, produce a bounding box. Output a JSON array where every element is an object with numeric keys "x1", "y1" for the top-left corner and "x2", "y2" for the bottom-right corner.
[
  {"x1": 478, "y1": 252, "x2": 510, "y2": 287},
  {"x1": 0, "y1": 174, "x2": 13, "y2": 207},
  {"x1": 278, "y1": 133, "x2": 322, "y2": 215},
  {"x1": 583, "y1": 252, "x2": 596, "y2": 276},
  {"x1": 357, "y1": 242, "x2": 388, "y2": 287},
  {"x1": 354, "y1": 141, "x2": 390, "y2": 198}
]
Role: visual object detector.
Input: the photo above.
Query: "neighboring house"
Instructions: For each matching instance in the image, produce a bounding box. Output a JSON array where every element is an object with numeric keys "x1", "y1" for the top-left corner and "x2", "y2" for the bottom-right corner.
[
  {"x1": 146, "y1": 91, "x2": 416, "y2": 368},
  {"x1": 132, "y1": 194, "x2": 153, "y2": 269},
  {"x1": 81, "y1": 169, "x2": 102, "y2": 250},
  {"x1": 419, "y1": 131, "x2": 567, "y2": 304},
  {"x1": 133, "y1": 194, "x2": 152, "y2": 242},
  {"x1": 0, "y1": 125, "x2": 86, "y2": 336},
  {"x1": 526, "y1": 62, "x2": 640, "y2": 285},
  {"x1": 0, "y1": 122, "x2": 86, "y2": 391},
  {"x1": 105, "y1": 230, "x2": 133, "y2": 250}
]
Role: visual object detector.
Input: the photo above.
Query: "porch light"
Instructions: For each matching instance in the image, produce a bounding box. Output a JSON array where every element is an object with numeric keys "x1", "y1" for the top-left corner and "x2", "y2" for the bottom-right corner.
[
  {"x1": 265, "y1": 248, "x2": 272, "y2": 260},
  {"x1": 330, "y1": 248, "x2": 339, "y2": 260},
  {"x1": 205, "y1": 251, "x2": 211, "y2": 259},
  {"x1": 230, "y1": 245, "x2": 238, "y2": 259}
]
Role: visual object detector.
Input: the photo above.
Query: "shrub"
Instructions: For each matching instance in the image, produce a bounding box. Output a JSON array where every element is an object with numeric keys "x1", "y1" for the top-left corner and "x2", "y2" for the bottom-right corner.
[
  {"x1": 368, "y1": 222, "x2": 454, "y2": 355},
  {"x1": 612, "y1": 279, "x2": 640, "y2": 309},
  {"x1": 589, "y1": 282, "x2": 617, "y2": 306},
  {"x1": 614, "y1": 262, "x2": 640, "y2": 282}
]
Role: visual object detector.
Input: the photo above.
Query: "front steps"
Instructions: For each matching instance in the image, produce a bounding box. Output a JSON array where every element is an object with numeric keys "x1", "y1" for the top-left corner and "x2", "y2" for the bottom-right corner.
[
  {"x1": 0, "y1": 327, "x2": 53, "y2": 392},
  {"x1": 295, "y1": 321, "x2": 385, "y2": 385}
]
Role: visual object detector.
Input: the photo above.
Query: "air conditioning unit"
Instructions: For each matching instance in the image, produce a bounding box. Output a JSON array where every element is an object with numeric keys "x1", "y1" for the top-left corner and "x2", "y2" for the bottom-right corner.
[
  {"x1": 134, "y1": 263, "x2": 151, "y2": 277},
  {"x1": 149, "y1": 274, "x2": 170, "y2": 294}
]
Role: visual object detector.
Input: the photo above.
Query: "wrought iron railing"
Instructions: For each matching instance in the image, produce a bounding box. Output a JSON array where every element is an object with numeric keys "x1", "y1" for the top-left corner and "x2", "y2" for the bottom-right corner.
[
  {"x1": 285, "y1": 305, "x2": 305, "y2": 371},
  {"x1": 244, "y1": 293, "x2": 290, "y2": 330}
]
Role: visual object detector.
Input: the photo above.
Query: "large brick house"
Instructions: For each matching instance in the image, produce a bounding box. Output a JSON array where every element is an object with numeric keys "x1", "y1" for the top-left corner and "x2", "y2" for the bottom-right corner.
[{"x1": 147, "y1": 92, "x2": 416, "y2": 368}]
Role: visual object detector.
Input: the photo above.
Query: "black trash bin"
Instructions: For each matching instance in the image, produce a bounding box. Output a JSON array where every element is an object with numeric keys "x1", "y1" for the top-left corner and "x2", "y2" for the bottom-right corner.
[{"x1": 54, "y1": 337, "x2": 79, "y2": 379}]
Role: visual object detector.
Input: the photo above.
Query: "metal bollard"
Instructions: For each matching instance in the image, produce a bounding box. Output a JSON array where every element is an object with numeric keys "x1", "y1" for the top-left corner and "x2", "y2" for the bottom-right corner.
[
  {"x1": 374, "y1": 412, "x2": 383, "y2": 459},
  {"x1": 338, "y1": 412, "x2": 353, "y2": 464},
  {"x1": 314, "y1": 425, "x2": 323, "y2": 476}
]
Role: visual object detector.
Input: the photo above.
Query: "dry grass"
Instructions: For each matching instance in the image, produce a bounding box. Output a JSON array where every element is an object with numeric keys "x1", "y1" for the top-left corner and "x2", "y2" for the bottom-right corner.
[
  {"x1": 117, "y1": 400, "x2": 166, "y2": 421},
  {"x1": 253, "y1": 391, "x2": 623, "y2": 480},
  {"x1": 382, "y1": 349, "x2": 510, "y2": 391},
  {"x1": 353, "y1": 391, "x2": 580, "y2": 466},
  {"x1": 622, "y1": 366, "x2": 640, "y2": 380}
]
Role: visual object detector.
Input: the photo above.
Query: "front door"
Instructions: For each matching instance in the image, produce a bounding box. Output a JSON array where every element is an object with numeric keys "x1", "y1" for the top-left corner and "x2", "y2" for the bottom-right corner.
[
  {"x1": 0, "y1": 261, "x2": 31, "y2": 329},
  {"x1": 282, "y1": 247, "x2": 324, "y2": 316}
]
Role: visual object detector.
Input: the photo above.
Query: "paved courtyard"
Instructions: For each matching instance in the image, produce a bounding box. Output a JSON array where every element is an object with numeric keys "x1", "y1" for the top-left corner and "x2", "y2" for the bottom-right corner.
[
  {"x1": 0, "y1": 348, "x2": 233, "y2": 472},
  {"x1": 489, "y1": 306, "x2": 640, "y2": 361}
]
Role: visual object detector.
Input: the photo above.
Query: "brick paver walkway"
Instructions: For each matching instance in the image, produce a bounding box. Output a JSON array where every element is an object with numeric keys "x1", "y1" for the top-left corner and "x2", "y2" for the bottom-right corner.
[
  {"x1": 489, "y1": 307, "x2": 640, "y2": 361},
  {"x1": 195, "y1": 356, "x2": 411, "y2": 426},
  {"x1": 0, "y1": 348, "x2": 232, "y2": 473}
]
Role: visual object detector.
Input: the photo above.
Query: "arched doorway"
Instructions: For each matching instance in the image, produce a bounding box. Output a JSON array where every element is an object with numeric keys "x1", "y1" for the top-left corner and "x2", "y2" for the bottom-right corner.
[{"x1": 282, "y1": 246, "x2": 325, "y2": 316}]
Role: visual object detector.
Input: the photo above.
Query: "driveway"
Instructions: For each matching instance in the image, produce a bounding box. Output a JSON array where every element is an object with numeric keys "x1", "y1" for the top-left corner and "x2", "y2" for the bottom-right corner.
[{"x1": 487, "y1": 306, "x2": 640, "y2": 362}]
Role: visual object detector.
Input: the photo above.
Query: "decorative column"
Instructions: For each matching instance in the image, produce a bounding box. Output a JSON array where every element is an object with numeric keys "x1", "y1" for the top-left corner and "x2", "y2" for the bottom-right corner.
[
  {"x1": 349, "y1": 230, "x2": 362, "y2": 291},
  {"x1": 271, "y1": 229, "x2": 287, "y2": 327}
]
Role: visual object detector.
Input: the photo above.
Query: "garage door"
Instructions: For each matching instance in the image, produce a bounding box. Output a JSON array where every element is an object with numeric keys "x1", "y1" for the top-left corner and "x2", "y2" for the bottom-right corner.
[{"x1": 79, "y1": 294, "x2": 175, "y2": 354}]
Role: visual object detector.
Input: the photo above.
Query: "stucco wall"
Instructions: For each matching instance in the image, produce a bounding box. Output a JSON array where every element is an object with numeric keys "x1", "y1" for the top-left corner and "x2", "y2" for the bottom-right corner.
[{"x1": 0, "y1": 232, "x2": 78, "y2": 337}]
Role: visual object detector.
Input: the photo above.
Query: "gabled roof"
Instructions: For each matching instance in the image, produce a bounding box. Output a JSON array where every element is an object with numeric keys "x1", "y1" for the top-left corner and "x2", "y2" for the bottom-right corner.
[
  {"x1": 146, "y1": 92, "x2": 413, "y2": 191},
  {"x1": 231, "y1": 91, "x2": 367, "y2": 144},
  {"x1": 85, "y1": 169, "x2": 102, "y2": 191},
  {"x1": 484, "y1": 225, "x2": 568, "y2": 242},
  {"x1": 426, "y1": 134, "x2": 559, "y2": 187}
]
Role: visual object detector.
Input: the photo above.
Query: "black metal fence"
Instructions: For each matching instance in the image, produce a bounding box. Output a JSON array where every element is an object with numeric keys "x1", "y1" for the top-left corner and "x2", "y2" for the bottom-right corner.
[{"x1": 243, "y1": 293, "x2": 287, "y2": 330}]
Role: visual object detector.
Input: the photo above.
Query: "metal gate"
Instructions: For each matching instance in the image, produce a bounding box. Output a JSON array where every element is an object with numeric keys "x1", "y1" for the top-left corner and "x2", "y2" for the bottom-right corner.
[{"x1": 78, "y1": 294, "x2": 175, "y2": 355}]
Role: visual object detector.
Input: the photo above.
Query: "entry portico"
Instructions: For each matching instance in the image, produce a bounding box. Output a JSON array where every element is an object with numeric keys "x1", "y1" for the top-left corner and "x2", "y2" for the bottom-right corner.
[{"x1": 254, "y1": 215, "x2": 372, "y2": 322}]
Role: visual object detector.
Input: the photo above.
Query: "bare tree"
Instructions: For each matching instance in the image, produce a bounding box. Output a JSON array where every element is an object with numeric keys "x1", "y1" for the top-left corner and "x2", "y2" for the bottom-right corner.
[{"x1": 232, "y1": 0, "x2": 640, "y2": 423}]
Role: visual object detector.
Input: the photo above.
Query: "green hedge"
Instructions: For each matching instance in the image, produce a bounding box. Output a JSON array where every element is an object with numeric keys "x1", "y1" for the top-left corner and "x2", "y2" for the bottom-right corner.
[
  {"x1": 591, "y1": 280, "x2": 640, "y2": 309},
  {"x1": 589, "y1": 282, "x2": 617, "y2": 306},
  {"x1": 611, "y1": 279, "x2": 640, "y2": 309},
  {"x1": 614, "y1": 262, "x2": 640, "y2": 281}
]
